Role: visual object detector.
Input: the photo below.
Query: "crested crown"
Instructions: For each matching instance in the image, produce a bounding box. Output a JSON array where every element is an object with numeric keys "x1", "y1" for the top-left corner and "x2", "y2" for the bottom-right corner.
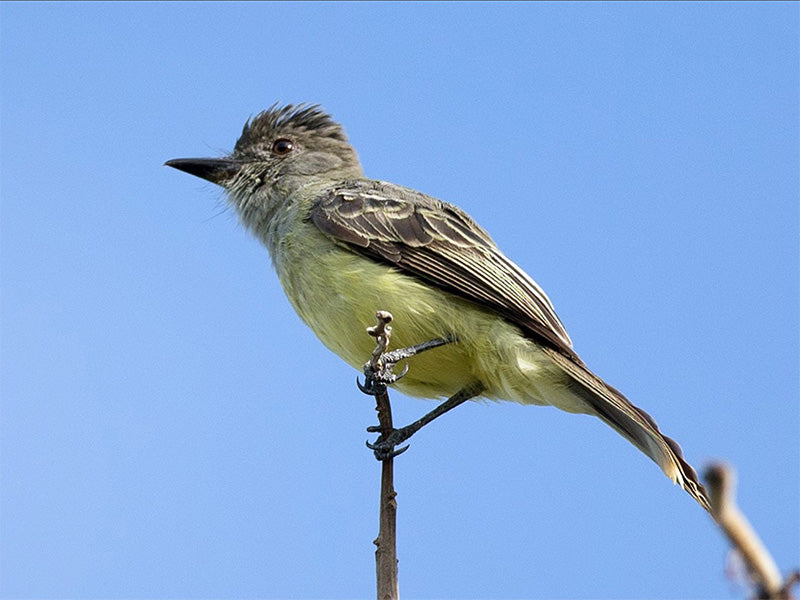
[{"x1": 234, "y1": 104, "x2": 347, "y2": 156}]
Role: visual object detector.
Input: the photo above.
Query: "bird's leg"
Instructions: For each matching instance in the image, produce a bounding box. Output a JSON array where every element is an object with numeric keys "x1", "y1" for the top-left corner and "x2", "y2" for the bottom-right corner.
[
  {"x1": 358, "y1": 331, "x2": 481, "y2": 460},
  {"x1": 367, "y1": 382, "x2": 485, "y2": 461}
]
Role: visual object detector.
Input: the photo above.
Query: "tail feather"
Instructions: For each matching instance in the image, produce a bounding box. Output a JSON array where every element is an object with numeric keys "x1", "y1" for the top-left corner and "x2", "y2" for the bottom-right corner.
[{"x1": 544, "y1": 347, "x2": 711, "y2": 512}]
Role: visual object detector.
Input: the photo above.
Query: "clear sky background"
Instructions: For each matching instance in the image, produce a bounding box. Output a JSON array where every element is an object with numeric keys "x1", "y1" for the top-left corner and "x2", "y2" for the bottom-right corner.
[{"x1": 1, "y1": 3, "x2": 797, "y2": 599}]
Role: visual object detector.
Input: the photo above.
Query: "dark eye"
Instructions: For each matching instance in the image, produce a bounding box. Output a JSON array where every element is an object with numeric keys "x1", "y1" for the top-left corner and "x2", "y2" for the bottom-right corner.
[{"x1": 271, "y1": 138, "x2": 294, "y2": 156}]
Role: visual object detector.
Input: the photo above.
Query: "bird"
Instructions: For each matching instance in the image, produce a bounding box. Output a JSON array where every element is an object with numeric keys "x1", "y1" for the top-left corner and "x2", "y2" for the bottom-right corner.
[{"x1": 166, "y1": 103, "x2": 710, "y2": 511}]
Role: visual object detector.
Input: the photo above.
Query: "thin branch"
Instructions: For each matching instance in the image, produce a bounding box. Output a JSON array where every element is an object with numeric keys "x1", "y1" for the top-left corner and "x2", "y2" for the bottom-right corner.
[
  {"x1": 365, "y1": 311, "x2": 400, "y2": 600},
  {"x1": 704, "y1": 462, "x2": 798, "y2": 599}
]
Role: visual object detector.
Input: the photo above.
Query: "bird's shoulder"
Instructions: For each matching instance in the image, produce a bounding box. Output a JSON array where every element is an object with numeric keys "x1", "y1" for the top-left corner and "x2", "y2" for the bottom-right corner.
[
  {"x1": 307, "y1": 179, "x2": 496, "y2": 253},
  {"x1": 306, "y1": 178, "x2": 576, "y2": 357}
]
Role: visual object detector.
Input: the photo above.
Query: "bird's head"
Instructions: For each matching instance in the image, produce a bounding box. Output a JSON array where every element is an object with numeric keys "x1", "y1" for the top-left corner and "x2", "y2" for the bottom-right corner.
[{"x1": 166, "y1": 103, "x2": 363, "y2": 195}]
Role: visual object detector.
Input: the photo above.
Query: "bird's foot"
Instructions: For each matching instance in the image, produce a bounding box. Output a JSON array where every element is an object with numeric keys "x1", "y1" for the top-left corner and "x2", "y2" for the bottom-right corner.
[
  {"x1": 357, "y1": 352, "x2": 411, "y2": 395},
  {"x1": 358, "y1": 336, "x2": 455, "y2": 395},
  {"x1": 366, "y1": 424, "x2": 414, "y2": 460}
]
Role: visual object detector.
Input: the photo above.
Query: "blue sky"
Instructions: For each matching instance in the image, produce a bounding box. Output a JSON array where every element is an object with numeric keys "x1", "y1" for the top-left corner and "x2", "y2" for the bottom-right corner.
[{"x1": 1, "y1": 3, "x2": 797, "y2": 599}]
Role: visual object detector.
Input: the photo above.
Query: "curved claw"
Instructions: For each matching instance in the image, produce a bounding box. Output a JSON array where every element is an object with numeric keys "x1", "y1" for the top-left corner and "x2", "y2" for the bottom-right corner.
[
  {"x1": 356, "y1": 376, "x2": 373, "y2": 395},
  {"x1": 384, "y1": 443, "x2": 410, "y2": 459},
  {"x1": 393, "y1": 363, "x2": 410, "y2": 382},
  {"x1": 365, "y1": 439, "x2": 411, "y2": 460}
]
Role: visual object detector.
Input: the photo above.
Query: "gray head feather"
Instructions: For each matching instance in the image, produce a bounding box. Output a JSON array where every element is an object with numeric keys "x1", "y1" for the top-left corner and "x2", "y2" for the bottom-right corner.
[{"x1": 234, "y1": 104, "x2": 348, "y2": 158}]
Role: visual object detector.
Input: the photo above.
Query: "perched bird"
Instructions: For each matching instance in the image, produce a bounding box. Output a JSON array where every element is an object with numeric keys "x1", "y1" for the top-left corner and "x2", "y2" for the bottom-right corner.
[{"x1": 166, "y1": 104, "x2": 710, "y2": 511}]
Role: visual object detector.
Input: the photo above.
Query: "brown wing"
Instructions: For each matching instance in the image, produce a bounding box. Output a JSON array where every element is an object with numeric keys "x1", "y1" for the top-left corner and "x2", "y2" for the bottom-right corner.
[
  {"x1": 308, "y1": 179, "x2": 576, "y2": 359},
  {"x1": 309, "y1": 180, "x2": 711, "y2": 510}
]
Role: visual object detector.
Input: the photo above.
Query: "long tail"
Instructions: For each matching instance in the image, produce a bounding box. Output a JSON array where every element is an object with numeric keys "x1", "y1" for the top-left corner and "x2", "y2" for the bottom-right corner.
[{"x1": 543, "y1": 347, "x2": 710, "y2": 512}]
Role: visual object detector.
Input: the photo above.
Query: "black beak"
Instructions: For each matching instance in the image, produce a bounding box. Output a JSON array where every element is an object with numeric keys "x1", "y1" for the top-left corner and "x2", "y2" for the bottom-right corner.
[{"x1": 164, "y1": 157, "x2": 242, "y2": 186}]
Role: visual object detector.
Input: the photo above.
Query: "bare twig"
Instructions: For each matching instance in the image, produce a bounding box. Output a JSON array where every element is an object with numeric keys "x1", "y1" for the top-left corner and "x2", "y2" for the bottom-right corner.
[
  {"x1": 704, "y1": 462, "x2": 797, "y2": 599},
  {"x1": 365, "y1": 311, "x2": 400, "y2": 600}
]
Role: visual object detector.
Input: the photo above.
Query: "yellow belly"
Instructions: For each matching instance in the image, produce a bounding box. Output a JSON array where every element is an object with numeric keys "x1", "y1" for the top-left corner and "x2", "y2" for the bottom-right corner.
[{"x1": 273, "y1": 222, "x2": 584, "y2": 412}]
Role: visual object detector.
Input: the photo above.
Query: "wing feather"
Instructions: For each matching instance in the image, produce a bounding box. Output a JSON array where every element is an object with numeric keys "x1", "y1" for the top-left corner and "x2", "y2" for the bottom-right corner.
[
  {"x1": 307, "y1": 179, "x2": 711, "y2": 510},
  {"x1": 308, "y1": 180, "x2": 575, "y2": 357}
]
